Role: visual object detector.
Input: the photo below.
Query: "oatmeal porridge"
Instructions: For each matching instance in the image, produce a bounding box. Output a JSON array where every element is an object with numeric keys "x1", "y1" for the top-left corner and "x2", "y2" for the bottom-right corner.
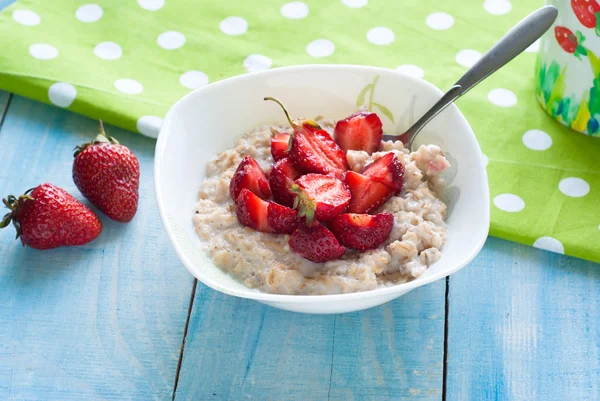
[{"x1": 193, "y1": 112, "x2": 449, "y2": 295}]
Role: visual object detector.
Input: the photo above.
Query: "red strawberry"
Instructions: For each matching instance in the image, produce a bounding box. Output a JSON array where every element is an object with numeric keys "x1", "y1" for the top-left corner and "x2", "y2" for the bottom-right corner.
[
  {"x1": 236, "y1": 188, "x2": 298, "y2": 234},
  {"x1": 362, "y1": 152, "x2": 405, "y2": 193},
  {"x1": 289, "y1": 222, "x2": 345, "y2": 263},
  {"x1": 571, "y1": 0, "x2": 600, "y2": 29},
  {"x1": 73, "y1": 121, "x2": 139, "y2": 222},
  {"x1": 271, "y1": 132, "x2": 290, "y2": 161},
  {"x1": 267, "y1": 202, "x2": 299, "y2": 234},
  {"x1": 329, "y1": 213, "x2": 394, "y2": 251},
  {"x1": 269, "y1": 158, "x2": 302, "y2": 207},
  {"x1": 292, "y1": 174, "x2": 351, "y2": 224},
  {"x1": 334, "y1": 112, "x2": 383, "y2": 154},
  {"x1": 554, "y1": 26, "x2": 587, "y2": 58},
  {"x1": 345, "y1": 171, "x2": 394, "y2": 214},
  {"x1": 236, "y1": 188, "x2": 273, "y2": 232},
  {"x1": 1, "y1": 184, "x2": 102, "y2": 250},
  {"x1": 229, "y1": 156, "x2": 272, "y2": 202},
  {"x1": 265, "y1": 97, "x2": 349, "y2": 179}
]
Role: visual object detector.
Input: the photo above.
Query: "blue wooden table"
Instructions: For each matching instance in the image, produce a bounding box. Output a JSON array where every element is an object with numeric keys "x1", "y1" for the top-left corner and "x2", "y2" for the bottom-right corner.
[{"x1": 1, "y1": 5, "x2": 599, "y2": 401}]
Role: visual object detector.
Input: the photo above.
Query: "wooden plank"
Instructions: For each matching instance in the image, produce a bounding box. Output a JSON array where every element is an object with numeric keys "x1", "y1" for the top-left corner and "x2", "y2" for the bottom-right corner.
[
  {"x1": 446, "y1": 237, "x2": 600, "y2": 401},
  {"x1": 0, "y1": 91, "x2": 10, "y2": 121},
  {"x1": 0, "y1": 96, "x2": 195, "y2": 400},
  {"x1": 175, "y1": 282, "x2": 445, "y2": 400}
]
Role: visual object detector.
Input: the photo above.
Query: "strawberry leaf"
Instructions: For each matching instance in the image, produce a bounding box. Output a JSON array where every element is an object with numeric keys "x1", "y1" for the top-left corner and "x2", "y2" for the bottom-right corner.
[
  {"x1": 356, "y1": 84, "x2": 373, "y2": 107},
  {"x1": 290, "y1": 185, "x2": 316, "y2": 226},
  {"x1": 372, "y1": 102, "x2": 395, "y2": 123}
]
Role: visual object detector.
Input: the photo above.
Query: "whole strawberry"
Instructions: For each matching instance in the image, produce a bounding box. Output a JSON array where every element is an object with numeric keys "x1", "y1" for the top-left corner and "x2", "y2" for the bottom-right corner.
[
  {"x1": 0, "y1": 183, "x2": 102, "y2": 250},
  {"x1": 73, "y1": 121, "x2": 140, "y2": 222}
]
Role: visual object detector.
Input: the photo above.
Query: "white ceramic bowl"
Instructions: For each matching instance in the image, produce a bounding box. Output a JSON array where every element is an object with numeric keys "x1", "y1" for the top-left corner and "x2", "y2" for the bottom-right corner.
[{"x1": 155, "y1": 65, "x2": 489, "y2": 314}]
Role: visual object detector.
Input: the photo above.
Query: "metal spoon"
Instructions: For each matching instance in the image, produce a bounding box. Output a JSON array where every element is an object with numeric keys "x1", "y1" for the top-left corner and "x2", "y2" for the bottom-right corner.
[{"x1": 384, "y1": 5, "x2": 558, "y2": 150}]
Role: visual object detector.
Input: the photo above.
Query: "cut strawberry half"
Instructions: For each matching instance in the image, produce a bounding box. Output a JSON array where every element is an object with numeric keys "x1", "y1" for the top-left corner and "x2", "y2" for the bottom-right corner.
[
  {"x1": 329, "y1": 213, "x2": 394, "y2": 251},
  {"x1": 269, "y1": 158, "x2": 302, "y2": 207},
  {"x1": 267, "y1": 202, "x2": 299, "y2": 234},
  {"x1": 292, "y1": 174, "x2": 351, "y2": 225},
  {"x1": 334, "y1": 112, "x2": 383, "y2": 154},
  {"x1": 230, "y1": 156, "x2": 272, "y2": 202},
  {"x1": 236, "y1": 188, "x2": 273, "y2": 232},
  {"x1": 361, "y1": 152, "x2": 404, "y2": 193},
  {"x1": 289, "y1": 222, "x2": 346, "y2": 263},
  {"x1": 264, "y1": 97, "x2": 349, "y2": 179},
  {"x1": 271, "y1": 132, "x2": 290, "y2": 161},
  {"x1": 345, "y1": 171, "x2": 394, "y2": 214}
]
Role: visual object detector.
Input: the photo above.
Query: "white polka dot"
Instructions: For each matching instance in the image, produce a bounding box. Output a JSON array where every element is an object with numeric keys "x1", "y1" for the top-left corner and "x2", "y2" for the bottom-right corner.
[
  {"x1": 526, "y1": 39, "x2": 540, "y2": 53},
  {"x1": 75, "y1": 4, "x2": 103, "y2": 23},
  {"x1": 179, "y1": 71, "x2": 209, "y2": 89},
  {"x1": 48, "y1": 83, "x2": 76, "y2": 108},
  {"x1": 94, "y1": 42, "x2": 122, "y2": 60},
  {"x1": 114, "y1": 79, "x2": 143, "y2": 95},
  {"x1": 366, "y1": 27, "x2": 395, "y2": 46},
  {"x1": 137, "y1": 116, "x2": 163, "y2": 138},
  {"x1": 426, "y1": 12, "x2": 454, "y2": 30},
  {"x1": 220, "y1": 16, "x2": 248, "y2": 35},
  {"x1": 455, "y1": 49, "x2": 482, "y2": 68},
  {"x1": 559, "y1": 177, "x2": 590, "y2": 198},
  {"x1": 306, "y1": 39, "x2": 335, "y2": 58},
  {"x1": 494, "y1": 193, "x2": 525, "y2": 212},
  {"x1": 484, "y1": 0, "x2": 512, "y2": 15},
  {"x1": 342, "y1": 0, "x2": 368, "y2": 7},
  {"x1": 396, "y1": 64, "x2": 424, "y2": 79},
  {"x1": 488, "y1": 88, "x2": 517, "y2": 107},
  {"x1": 12, "y1": 10, "x2": 40, "y2": 26},
  {"x1": 533, "y1": 236, "x2": 564, "y2": 254},
  {"x1": 522, "y1": 129, "x2": 552, "y2": 151},
  {"x1": 598, "y1": 224, "x2": 600, "y2": 230},
  {"x1": 281, "y1": 2, "x2": 309, "y2": 19},
  {"x1": 482, "y1": 153, "x2": 489, "y2": 166},
  {"x1": 29, "y1": 44, "x2": 58, "y2": 60},
  {"x1": 243, "y1": 54, "x2": 273, "y2": 72},
  {"x1": 137, "y1": 0, "x2": 165, "y2": 11},
  {"x1": 157, "y1": 31, "x2": 186, "y2": 50}
]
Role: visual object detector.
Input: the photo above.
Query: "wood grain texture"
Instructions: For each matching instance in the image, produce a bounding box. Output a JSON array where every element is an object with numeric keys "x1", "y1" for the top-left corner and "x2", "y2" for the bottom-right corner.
[
  {"x1": 0, "y1": 96, "x2": 195, "y2": 401},
  {"x1": 175, "y1": 281, "x2": 445, "y2": 401},
  {"x1": 446, "y1": 237, "x2": 600, "y2": 401}
]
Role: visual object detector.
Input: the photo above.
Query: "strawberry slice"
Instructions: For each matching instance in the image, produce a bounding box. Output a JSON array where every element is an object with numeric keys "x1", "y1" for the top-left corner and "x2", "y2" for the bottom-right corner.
[
  {"x1": 264, "y1": 97, "x2": 348, "y2": 179},
  {"x1": 292, "y1": 174, "x2": 351, "y2": 224},
  {"x1": 345, "y1": 171, "x2": 394, "y2": 214},
  {"x1": 334, "y1": 112, "x2": 383, "y2": 154},
  {"x1": 269, "y1": 158, "x2": 302, "y2": 207},
  {"x1": 267, "y1": 202, "x2": 299, "y2": 234},
  {"x1": 271, "y1": 133, "x2": 290, "y2": 161},
  {"x1": 236, "y1": 188, "x2": 273, "y2": 232},
  {"x1": 289, "y1": 222, "x2": 346, "y2": 263},
  {"x1": 362, "y1": 152, "x2": 404, "y2": 193},
  {"x1": 230, "y1": 156, "x2": 271, "y2": 202},
  {"x1": 329, "y1": 213, "x2": 394, "y2": 251}
]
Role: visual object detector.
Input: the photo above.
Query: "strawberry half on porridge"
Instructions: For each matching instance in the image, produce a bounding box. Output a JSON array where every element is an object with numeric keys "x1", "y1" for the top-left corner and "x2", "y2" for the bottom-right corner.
[{"x1": 193, "y1": 98, "x2": 450, "y2": 295}]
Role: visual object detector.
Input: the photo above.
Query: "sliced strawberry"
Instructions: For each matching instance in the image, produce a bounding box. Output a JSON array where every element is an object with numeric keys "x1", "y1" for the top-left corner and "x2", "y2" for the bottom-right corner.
[
  {"x1": 269, "y1": 158, "x2": 302, "y2": 207},
  {"x1": 271, "y1": 133, "x2": 290, "y2": 161},
  {"x1": 235, "y1": 188, "x2": 273, "y2": 232},
  {"x1": 230, "y1": 156, "x2": 271, "y2": 202},
  {"x1": 293, "y1": 174, "x2": 351, "y2": 224},
  {"x1": 329, "y1": 213, "x2": 394, "y2": 251},
  {"x1": 289, "y1": 222, "x2": 346, "y2": 263},
  {"x1": 290, "y1": 126, "x2": 349, "y2": 179},
  {"x1": 362, "y1": 152, "x2": 404, "y2": 193},
  {"x1": 267, "y1": 202, "x2": 299, "y2": 234},
  {"x1": 345, "y1": 171, "x2": 394, "y2": 214},
  {"x1": 334, "y1": 112, "x2": 383, "y2": 154}
]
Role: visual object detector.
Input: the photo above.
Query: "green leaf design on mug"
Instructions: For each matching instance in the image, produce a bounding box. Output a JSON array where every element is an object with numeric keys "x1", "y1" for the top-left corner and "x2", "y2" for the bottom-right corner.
[
  {"x1": 546, "y1": 65, "x2": 566, "y2": 115},
  {"x1": 355, "y1": 75, "x2": 395, "y2": 123},
  {"x1": 587, "y1": 49, "x2": 600, "y2": 76},
  {"x1": 356, "y1": 84, "x2": 373, "y2": 107},
  {"x1": 372, "y1": 102, "x2": 394, "y2": 123}
]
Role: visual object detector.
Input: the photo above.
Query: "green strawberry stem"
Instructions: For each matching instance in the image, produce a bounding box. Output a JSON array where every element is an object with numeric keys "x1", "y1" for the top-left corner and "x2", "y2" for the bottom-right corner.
[
  {"x1": 74, "y1": 120, "x2": 119, "y2": 157},
  {"x1": 595, "y1": 12, "x2": 600, "y2": 37},
  {"x1": 264, "y1": 97, "x2": 297, "y2": 129},
  {"x1": 290, "y1": 185, "x2": 316, "y2": 227},
  {"x1": 0, "y1": 188, "x2": 35, "y2": 239}
]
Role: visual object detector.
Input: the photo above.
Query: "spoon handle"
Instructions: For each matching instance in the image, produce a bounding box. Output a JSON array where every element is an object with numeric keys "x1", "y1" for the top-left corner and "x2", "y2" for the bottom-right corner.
[
  {"x1": 401, "y1": 5, "x2": 558, "y2": 149},
  {"x1": 455, "y1": 5, "x2": 558, "y2": 94}
]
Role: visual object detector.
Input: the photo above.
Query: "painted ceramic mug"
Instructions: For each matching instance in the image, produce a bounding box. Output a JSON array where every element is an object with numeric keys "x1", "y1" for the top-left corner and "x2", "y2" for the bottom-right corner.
[{"x1": 536, "y1": 0, "x2": 600, "y2": 136}]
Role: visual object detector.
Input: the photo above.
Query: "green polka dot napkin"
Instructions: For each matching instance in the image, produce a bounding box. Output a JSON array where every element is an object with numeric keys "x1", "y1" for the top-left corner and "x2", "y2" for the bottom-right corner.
[{"x1": 1, "y1": 0, "x2": 599, "y2": 263}]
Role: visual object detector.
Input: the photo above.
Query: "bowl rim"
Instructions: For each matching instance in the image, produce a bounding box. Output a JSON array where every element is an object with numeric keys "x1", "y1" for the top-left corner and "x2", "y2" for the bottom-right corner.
[{"x1": 154, "y1": 64, "x2": 490, "y2": 304}]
